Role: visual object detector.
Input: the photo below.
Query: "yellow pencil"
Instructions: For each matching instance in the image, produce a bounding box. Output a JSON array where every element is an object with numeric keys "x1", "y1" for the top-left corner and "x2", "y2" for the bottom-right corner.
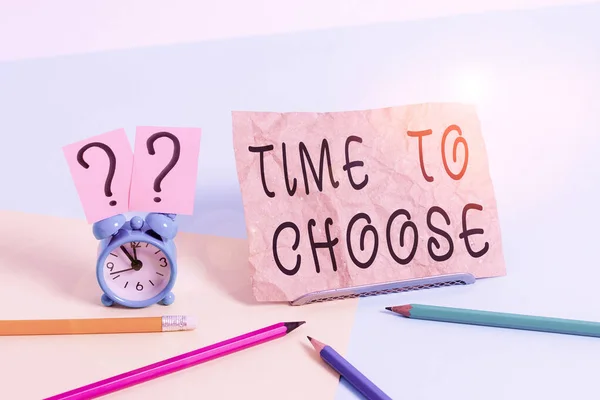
[{"x1": 0, "y1": 315, "x2": 196, "y2": 336}]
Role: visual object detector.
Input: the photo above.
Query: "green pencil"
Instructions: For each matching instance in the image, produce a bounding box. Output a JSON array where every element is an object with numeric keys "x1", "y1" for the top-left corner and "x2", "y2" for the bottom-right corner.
[{"x1": 385, "y1": 304, "x2": 600, "y2": 338}]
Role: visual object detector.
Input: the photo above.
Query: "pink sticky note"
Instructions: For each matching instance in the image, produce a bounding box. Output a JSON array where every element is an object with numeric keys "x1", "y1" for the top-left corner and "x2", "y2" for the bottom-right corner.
[
  {"x1": 232, "y1": 103, "x2": 507, "y2": 302},
  {"x1": 129, "y1": 126, "x2": 201, "y2": 214},
  {"x1": 63, "y1": 129, "x2": 134, "y2": 223}
]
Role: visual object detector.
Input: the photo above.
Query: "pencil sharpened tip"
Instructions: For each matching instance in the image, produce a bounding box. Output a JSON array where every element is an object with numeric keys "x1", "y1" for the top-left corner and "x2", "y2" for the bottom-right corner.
[
  {"x1": 284, "y1": 321, "x2": 306, "y2": 334},
  {"x1": 386, "y1": 305, "x2": 412, "y2": 317},
  {"x1": 308, "y1": 336, "x2": 326, "y2": 353}
]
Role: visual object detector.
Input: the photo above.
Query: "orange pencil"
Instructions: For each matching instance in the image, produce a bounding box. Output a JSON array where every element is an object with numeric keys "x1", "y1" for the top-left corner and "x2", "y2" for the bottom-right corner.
[{"x1": 0, "y1": 315, "x2": 196, "y2": 336}]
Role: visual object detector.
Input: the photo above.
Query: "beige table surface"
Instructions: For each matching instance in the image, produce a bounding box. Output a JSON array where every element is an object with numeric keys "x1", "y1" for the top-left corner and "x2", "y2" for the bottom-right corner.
[{"x1": 0, "y1": 210, "x2": 358, "y2": 399}]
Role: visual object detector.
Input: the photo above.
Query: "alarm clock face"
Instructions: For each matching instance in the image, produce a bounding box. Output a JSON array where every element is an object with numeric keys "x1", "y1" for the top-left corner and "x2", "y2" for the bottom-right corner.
[{"x1": 102, "y1": 241, "x2": 172, "y2": 302}]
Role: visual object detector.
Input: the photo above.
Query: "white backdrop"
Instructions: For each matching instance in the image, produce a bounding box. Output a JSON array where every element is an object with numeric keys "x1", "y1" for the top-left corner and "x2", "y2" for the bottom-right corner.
[{"x1": 1, "y1": 0, "x2": 595, "y2": 61}]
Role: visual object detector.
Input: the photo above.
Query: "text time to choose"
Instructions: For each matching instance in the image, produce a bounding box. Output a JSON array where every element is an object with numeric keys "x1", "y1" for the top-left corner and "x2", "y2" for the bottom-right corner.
[{"x1": 248, "y1": 125, "x2": 492, "y2": 277}]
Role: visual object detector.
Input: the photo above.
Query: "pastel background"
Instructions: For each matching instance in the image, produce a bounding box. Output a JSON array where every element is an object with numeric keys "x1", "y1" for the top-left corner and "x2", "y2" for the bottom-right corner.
[{"x1": 1, "y1": 1, "x2": 599, "y2": 399}]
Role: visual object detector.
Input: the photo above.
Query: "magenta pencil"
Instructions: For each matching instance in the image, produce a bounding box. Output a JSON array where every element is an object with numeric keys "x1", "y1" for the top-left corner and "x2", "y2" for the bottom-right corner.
[{"x1": 43, "y1": 321, "x2": 305, "y2": 400}]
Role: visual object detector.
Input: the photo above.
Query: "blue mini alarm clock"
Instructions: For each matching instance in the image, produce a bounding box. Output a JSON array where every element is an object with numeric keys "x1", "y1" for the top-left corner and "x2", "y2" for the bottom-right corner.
[{"x1": 92, "y1": 212, "x2": 178, "y2": 308}]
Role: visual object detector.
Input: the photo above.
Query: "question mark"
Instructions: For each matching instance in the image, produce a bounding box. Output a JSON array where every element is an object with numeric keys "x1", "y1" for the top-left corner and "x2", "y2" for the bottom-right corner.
[
  {"x1": 146, "y1": 132, "x2": 181, "y2": 203},
  {"x1": 77, "y1": 142, "x2": 118, "y2": 206}
]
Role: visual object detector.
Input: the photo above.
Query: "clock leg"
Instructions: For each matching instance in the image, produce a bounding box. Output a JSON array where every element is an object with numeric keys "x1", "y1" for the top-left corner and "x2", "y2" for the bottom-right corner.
[
  {"x1": 101, "y1": 294, "x2": 114, "y2": 307},
  {"x1": 160, "y1": 292, "x2": 175, "y2": 306}
]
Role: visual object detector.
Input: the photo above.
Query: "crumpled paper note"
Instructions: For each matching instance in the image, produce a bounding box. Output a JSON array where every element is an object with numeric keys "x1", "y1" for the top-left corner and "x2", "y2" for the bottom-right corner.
[{"x1": 232, "y1": 103, "x2": 506, "y2": 302}]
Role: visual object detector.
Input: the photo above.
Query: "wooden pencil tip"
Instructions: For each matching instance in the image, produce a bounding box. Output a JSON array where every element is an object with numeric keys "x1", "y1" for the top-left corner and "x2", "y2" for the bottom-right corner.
[
  {"x1": 386, "y1": 305, "x2": 412, "y2": 317},
  {"x1": 284, "y1": 321, "x2": 306, "y2": 334},
  {"x1": 308, "y1": 336, "x2": 326, "y2": 353}
]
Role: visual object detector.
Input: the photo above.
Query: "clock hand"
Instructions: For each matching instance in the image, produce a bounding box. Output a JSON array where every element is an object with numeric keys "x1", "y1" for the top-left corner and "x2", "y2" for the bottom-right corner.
[
  {"x1": 110, "y1": 267, "x2": 134, "y2": 275},
  {"x1": 132, "y1": 244, "x2": 138, "y2": 261},
  {"x1": 120, "y1": 246, "x2": 136, "y2": 263}
]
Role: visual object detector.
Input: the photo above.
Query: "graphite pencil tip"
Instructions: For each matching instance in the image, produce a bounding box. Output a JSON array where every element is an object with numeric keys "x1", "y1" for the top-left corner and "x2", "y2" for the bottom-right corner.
[
  {"x1": 307, "y1": 336, "x2": 326, "y2": 353},
  {"x1": 386, "y1": 305, "x2": 412, "y2": 317},
  {"x1": 284, "y1": 321, "x2": 306, "y2": 333}
]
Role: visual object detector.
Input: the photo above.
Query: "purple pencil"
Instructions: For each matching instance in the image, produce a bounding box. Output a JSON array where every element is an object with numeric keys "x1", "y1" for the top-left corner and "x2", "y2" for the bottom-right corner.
[
  {"x1": 308, "y1": 336, "x2": 392, "y2": 400},
  {"x1": 44, "y1": 321, "x2": 305, "y2": 399}
]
